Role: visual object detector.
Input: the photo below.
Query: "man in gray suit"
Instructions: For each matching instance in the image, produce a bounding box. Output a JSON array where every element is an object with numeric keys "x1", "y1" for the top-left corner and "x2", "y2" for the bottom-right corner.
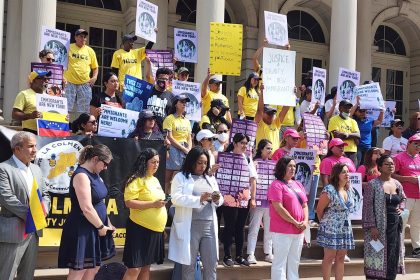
[{"x1": 0, "y1": 131, "x2": 50, "y2": 280}]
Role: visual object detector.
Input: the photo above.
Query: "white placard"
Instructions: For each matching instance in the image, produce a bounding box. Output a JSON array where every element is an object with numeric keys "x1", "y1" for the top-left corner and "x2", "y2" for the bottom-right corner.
[
  {"x1": 290, "y1": 148, "x2": 316, "y2": 195},
  {"x1": 337, "y1": 67, "x2": 360, "y2": 103},
  {"x1": 172, "y1": 80, "x2": 202, "y2": 121},
  {"x1": 366, "y1": 101, "x2": 395, "y2": 127},
  {"x1": 311, "y1": 67, "x2": 327, "y2": 106},
  {"x1": 174, "y1": 28, "x2": 198, "y2": 63},
  {"x1": 36, "y1": 94, "x2": 68, "y2": 115},
  {"x1": 39, "y1": 26, "x2": 71, "y2": 69},
  {"x1": 97, "y1": 105, "x2": 139, "y2": 138},
  {"x1": 349, "y1": 173, "x2": 363, "y2": 220},
  {"x1": 264, "y1": 11, "x2": 288, "y2": 46},
  {"x1": 354, "y1": 82, "x2": 385, "y2": 110},
  {"x1": 262, "y1": 48, "x2": 296, "y2": 106},
  {"x1": 135, "y1": 0, "x2": 158, "y2": 43}
]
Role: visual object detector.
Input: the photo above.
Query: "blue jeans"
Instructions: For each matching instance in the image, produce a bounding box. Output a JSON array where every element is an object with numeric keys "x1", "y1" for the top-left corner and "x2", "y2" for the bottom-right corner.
[
  {"x1": 357, "y1": 146, "x2": 370, "y2": 167},
  {"x1": 308, "y1": 174, "x2": 319, "y2": 220}
]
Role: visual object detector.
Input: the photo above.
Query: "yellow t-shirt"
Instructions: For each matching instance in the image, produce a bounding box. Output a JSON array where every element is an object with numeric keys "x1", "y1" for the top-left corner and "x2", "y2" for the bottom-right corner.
[
  {"x1": 13, "y1": 88, "x2": 38, "y2": 131},
  {"x1": 64, "y1": 43, "x2": 98, "y2": 84},
  {"x1": 255, "y1": 118, "x2": 281, "y2": 151},
  {"x1": 163, "y1": 114, "x2": 191, "y2": 143},
  {"x1": 110, "y1": 47, "x2": 146, "y2": 91},
  {"x1": 277, "y1": 106, "x2": 295, "y2": 127},
  {"x1": 328, "y1": 115, "x2": 360, "y2": 153},
  {"x1": 202, "y1": 90, "x2": 229, "y2": 116},
  {"x1": 237, "y1": 86, "x2": 259, "y2": 118},
  {"x1": 124, "y1": 176, "x2": 167, "y2": 232}
]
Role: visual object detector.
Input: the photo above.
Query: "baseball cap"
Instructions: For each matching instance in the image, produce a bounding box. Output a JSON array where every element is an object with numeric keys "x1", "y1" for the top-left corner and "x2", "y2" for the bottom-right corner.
[
  {"x1": 328, "y1": 138, "x2": 349, "y2": 149},
  {"x1": 75, "y1": 29, "x2": 88, "y2": 36},
  {"x1": 196, "y1": 129, "x2": 217, "y2": 142},
  {"x1": 178, "y1": 67, "x2": 189, "y2": 74},
  {"x1": 209, "y1": 77, "x2": 224, "y2": 84},
  {"x1": 138, "y1": 109, "x2": 155, "y2": 120},
  {"x1": 211, "y1": 99, "x2": 228, "y2": 110},
  {"x1": 339, "y1": 99, "x2": 353, "y2": 107},
  {"x1": 283, "y1": 128, "x2": 300, "y2": 139},
  {"x1": 122, "y1": 34, "x2": 138, "y2": 42},
  {"x1": 248, "y1": 72, "x2": 261, "y2": 80},
  {"x1": 264, "y1": 105, "x2": 277, "y2": 115},
  {"x1": 173, "y1": 94, "x2": 190, "y2": 103},
  {"x1": 390, "y1": 119, "x2": 404, "y2": 127},
  {"x1": 409, "y1": 133, "x2": 420, "y2": 142},
  {"x1": 28, "y1": 70, "x2": 52, "y2": 83}
]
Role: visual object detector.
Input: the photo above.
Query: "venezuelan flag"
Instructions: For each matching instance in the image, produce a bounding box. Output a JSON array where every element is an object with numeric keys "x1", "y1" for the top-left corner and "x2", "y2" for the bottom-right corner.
[
  {"x1": 37, "y1": 112, "x2": 70, "y2": 137},
  {"x1": 25, "y1": 178, "x2": 47, "y2": 234}
]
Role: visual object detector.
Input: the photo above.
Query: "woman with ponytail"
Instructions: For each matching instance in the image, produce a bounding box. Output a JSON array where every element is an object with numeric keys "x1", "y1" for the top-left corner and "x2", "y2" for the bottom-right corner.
[
  {"x1": 122, "y1": 148, "x2": 167, "y2": 280},
  {"x1": 58, "y1": 144, "x2": 116, "y2": 279}
]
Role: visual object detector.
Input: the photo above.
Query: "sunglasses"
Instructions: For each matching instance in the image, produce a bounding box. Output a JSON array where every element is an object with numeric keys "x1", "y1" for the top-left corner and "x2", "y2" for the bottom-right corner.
[
  {"x1": 101, "y1": 160, "x2": 110, "y2": 167},
  {"x1": 202, "y1": 138, "x2": 215, "y2": 141},
  {"x1": 46, "y1": 57, "x2": 55, "y2": 62},
  {"x1": 217, "y1": 130, "x2": 228, "y2": 134}
]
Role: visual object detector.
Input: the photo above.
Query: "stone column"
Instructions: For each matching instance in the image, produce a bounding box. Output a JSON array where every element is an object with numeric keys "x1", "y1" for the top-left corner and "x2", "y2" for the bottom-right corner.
[
  {"x1": 149, "y1": 0, "x2": 168, "y2": 49},
  {"x1": 356, "y1": 0, "x2": 372, "y2": 83},
  {"x1": 329, "y1": 0, "x2": 358, "y2": 90},
  {"x1": 194, "y1": 0, "x2": 224, "y2": 84}
]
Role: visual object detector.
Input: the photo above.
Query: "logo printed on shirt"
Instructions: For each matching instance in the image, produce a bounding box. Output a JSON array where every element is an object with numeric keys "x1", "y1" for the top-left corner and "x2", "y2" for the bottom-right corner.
[
  {"x1": 123, "y1": 58, "x2": 138, "y2": 64},
  {"x1": 71, "y1": 53, "x2": 89, "y2": 60},
  {"x1": 147, "y1": 95, "x2": 168, "y2": 118}
]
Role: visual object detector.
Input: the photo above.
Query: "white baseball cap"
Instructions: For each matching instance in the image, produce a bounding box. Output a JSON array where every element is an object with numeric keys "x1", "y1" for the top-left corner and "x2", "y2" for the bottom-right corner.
[{"x1": 196, "y1": 129, "x2": 217, "y2": 142}]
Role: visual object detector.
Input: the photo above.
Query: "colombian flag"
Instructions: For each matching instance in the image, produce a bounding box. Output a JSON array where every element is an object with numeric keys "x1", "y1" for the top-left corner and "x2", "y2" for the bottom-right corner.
[
  {"x1": 37, "y1": 112, "x2": 70, "y2": 137},
  {"x1": 25, "y1": 178, "x2": 47, "y2": 233}
]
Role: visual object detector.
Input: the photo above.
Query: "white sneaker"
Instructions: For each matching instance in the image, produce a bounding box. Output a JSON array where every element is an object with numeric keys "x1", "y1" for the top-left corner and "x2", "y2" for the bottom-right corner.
[
  {"x1": 247, "y1": 254, "x2": 257, "y2": 264},
  {"x1": 264, "y1": 254, "x2": 273, "y2": 263},
  {"x1": 344, "y1": 255, "x2": 351, "y2": 262}
]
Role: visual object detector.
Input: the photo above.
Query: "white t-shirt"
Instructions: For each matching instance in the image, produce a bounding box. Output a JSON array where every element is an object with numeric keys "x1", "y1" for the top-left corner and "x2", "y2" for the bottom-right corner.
[
  {"x1": 300, "y1": 100, "x2": 314, "y2": 115},
  {"x1": 324, "y1": 99, "x2": 339, "y2": 117},
  {"x1": 382, "y1": 135, "x2": 408, "y2": 157}
]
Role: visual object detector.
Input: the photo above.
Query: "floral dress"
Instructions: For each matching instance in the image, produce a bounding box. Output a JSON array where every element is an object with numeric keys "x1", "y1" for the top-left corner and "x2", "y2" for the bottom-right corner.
[{"x1": 316, "y1": 184, "x2": 356, "y2": 250}]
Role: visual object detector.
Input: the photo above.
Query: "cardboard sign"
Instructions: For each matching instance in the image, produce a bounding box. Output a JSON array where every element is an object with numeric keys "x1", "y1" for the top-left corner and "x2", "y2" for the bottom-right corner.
[
  {"x1": 172, "y1": 80, "x2": 201, "y2": 121},
  {"x1": 135, "y1": 0, "x2": 158, "y2": 42},
  {"x1": 39, "y1": 26, "x2": 70, "y2": 68},
  {"x1": 97, "y1": 105, "x2": 139, "y2": 138},
  {"x1": 337, "y1": 67, "x2": 360, "y2": 102},
  {"x1": 264, "y1": 11, "x2": 288, "y2": 46},
  {"x1": 174, "y1": 28, "x2": 198, "y2": 63},
  {"x1": 311, "y1": 67, "x2": 327, "y2": 106}
]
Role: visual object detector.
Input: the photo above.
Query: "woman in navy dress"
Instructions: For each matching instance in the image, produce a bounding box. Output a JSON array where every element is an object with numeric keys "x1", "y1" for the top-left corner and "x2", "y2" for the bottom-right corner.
[{"x1": 58, "y1": 144, "x2": 116, "y2": 280}]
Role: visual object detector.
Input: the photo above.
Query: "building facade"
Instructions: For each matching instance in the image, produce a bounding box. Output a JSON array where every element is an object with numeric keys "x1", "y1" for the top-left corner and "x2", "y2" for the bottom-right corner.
[{"x1": 1, "y1": 0, "x2": 419, "y2": 130}]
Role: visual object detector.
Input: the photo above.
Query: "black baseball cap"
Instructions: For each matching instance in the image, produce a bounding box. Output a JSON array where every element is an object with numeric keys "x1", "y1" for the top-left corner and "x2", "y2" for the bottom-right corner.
[
  {"x1": 122, "y1": 34, "x2": 138, "y2": 42},
  {"x1": 173, "y1": 94, "x2": 191, "y2": 103},
  {"x1": 264, "y1": 105, "x2": 277, "y2": 115},
  {"x1": 339, "y1": 99, "x2": 353, "y2": 107},
  {"x1": 75, "y1": 29, "x2": 88, "y2": 36},
  {"x1": 138, "y1": 109, "x2": 155, "y2": 119},
  {"x1": 211, "y1": 99, "x2": 228, "y2": 110},
  {"x1": 209, "y1": 77, "x2": 224, "y2": 84}
]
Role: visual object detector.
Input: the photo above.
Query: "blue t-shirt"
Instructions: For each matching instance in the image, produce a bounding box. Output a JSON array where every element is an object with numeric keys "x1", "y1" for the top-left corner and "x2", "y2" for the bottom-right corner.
[{"x1": 355, "y1": 117, "x2": 374, "y2": 149}]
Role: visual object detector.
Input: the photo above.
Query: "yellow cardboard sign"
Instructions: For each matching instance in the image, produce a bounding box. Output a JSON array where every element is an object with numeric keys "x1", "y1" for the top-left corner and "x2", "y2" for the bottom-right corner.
[{"x1": 209, "y1": 22, "x2": 243, "y2": 76}]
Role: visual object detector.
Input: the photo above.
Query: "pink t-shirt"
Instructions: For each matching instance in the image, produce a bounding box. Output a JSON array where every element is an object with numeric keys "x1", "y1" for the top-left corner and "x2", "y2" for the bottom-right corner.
[
  {"x1": 319, "y1": 155, "x2": 356, "y2": 176},
  {"x1": 394, "y1": 152, "x2": 420, "y2": 199},
  {"x1": 356, "y1": 165, "x2": 380, "y2": 182},
  {"x1": 272, "y1": 148, "x2": 289, "y2": 161},
  {"x1": 268, "y1": 180, "x2": 308, "y2": 234}
]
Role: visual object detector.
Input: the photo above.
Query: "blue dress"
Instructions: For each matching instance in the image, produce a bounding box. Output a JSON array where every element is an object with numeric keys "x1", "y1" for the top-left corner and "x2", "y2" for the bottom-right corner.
[
  {"x1": 316, "y1": 184, "x2": 356, "y2": 250},
  {"x1": 58, "y1": 166, "x2": 115, "y2": 269}
]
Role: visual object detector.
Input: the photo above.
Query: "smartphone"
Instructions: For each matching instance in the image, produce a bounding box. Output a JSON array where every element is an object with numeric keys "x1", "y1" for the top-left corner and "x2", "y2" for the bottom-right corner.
[{"x1": 164, "y1": 195, "x2": 172, "y2": 202}]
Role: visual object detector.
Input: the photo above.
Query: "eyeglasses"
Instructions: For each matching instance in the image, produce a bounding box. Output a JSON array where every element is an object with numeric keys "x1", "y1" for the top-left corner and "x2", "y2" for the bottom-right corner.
[
  {"x1": 217, "y1": 130, "x2": 228, "y2": 134},
  {"x1": 46, "y1": 57, "x2": 55, "y2": 62},
  {"x1": 101, "y1": 160, "x2": 110, "y2": 167},
  {"x1": 413, "y1": 142, "x2": 420, "y2": 148}
]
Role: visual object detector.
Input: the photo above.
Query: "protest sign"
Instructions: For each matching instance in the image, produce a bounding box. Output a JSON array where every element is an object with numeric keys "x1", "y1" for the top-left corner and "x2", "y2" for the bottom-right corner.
[
  {"x1": 172, "y1": 80, "x2": 201, "y2": 121},
  {"x1": 255, "y1": 159, "x2": 276, "y2": 208},
  {"x1": 145, "y1": 49, "x2": 174, "y2": 78},
  {"x1": 230, "y1": 119, "x2": 258, "y2": 155},
  {"x1": 337, "y1": 67, "x2": 360, "y2": 102},
  {"x1": 31, "y1": 63, "x2": 64, "y2": 97},
  {"x1": 290, "y1": 148, "x2": 316, "y2": 194},
  {"x1": 123, "y1": 75, "x2": 154, "y2": 112},
  {"x1": 349, "y1": 173, "x2": 363, "y2": 220},
  {"x1": 174, "y1": 28, "x2": 198, "y2": 63},
  {"x1": 97, "y1": 105, "x2": 139, "y2": 138},
  {"x1": 354, "y1": 82, "x2": 385, "y2": 110},
  {"x1": 262, "y1": 48, "x2": 296, "y2": 106},
  {"x1": 36, "y1": 94, "x2": 68, "y2": 115},
  {"x1": 135, "y1": 0, "x2": 158, "y2": 42},
  {"x1": 366, "y1": 101, "x2": 395, "y2": 127},
  {"x1": 35, "y1": 136, "x2": 166, "y2": 246},
  {"x1": 264, "y1": 11, "x2": 288, "y2": 46},
  {"x1": 216, "y1": 152, "x2": 251, "y2": 208},
  {"x1": 39, "y1": 26, "x2": 70, "y2": 68},
  {"x1": 311, "y1": 67, "x2": 327, "y2": 106},
  {"x1": 302, "y1": 113, "x2": 329, "y2": 155},
  {"x1": 209, "y1": 22, "x2": 243, "y2": 76}
]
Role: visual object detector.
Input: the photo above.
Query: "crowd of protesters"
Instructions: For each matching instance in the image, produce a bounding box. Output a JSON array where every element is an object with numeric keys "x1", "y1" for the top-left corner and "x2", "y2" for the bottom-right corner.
[{"x1": 2, "y1": 27, "x2": 420, "y2": 280}]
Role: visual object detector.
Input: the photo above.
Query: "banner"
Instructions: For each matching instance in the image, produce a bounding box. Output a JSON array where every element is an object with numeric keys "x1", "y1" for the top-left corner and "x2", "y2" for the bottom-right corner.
[
  {"x1": 35, "y1": 136, "x2": 166, "y2": 246},
  {"x1": 123, "y1": 75, "x2": 153, "y2": 112},
  {"x1": 135, "y1": 0, "x2": 158, "y2": 43},
  {"x1": 174, "y1": 28, "x2": 198, "y2": 63},
  {"x1": 145, "y1": 49, "x2": 174, "y2": 78},
  {"x1": 302, "y1": 113, "x2": 329, "y2": 155},
  {"x1": 255, "y1": 159, "x2": 276, "y2": 208},
  {"x1": 354, "y1": 82, "x2": 385, "y2": 110},
  {"x1": 209, "y1": 22, "x2": 243, "y2": 76},
  {"x1": 290, "y1": 148, "x2": 316, "y2": 194},
  {"x1": 349, "y1": 173, "x2": 363, "y2": 220},
  {"x1": 262, "y1": 48, "x2": 296, "y2": 106},
  {"x1": 36, "y1": 94, "x2": 68, "y2": 115},
  {"x1": 311, "y1": 67, "x2": 327, "y2": 106},
  {"x1": 172, "y1": 80, "x2": 201, "y2": 121},
  {"x1": 216, "y1": 152, "x2": 251, "y2": 208},
  {"x1": 230, "y1": 119, "x2": 258, "y2": 155},
  {"x1": 31, "y1": 63, "x2": 64, "y2": 97},
  {"x1": 39, "y1": 26, "x2": 70, "y2": 68},
  {"x1": 337, "y1": 67, "x2": 360, "y2": 103},
  {"x1": 264, "y1": 11, "x2": 288, "y2": 46},
  {"x1": 367, "y1": 101, "x2": 395, "y2": 127},
  {"x1": 97, "y1": 105, "x2": 139, "y2": 138}
]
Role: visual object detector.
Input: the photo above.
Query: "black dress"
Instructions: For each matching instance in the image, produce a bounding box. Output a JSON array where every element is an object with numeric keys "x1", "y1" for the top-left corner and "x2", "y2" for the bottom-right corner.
[{"x1": 58, "y1": 166, "x2": 115, "y2": 269}]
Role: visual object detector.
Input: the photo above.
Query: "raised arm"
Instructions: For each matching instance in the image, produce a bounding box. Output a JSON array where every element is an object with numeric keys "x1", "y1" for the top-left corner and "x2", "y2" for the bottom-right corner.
[{"x1": 201, "y1": 68, "x2": 212, "y2": 98}]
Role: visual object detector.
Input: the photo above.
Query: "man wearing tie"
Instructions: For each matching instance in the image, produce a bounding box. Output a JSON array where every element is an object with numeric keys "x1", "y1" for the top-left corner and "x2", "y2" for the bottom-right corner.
[{"x1": 0, "y1": 132, "x2": 50, "y2": 280}]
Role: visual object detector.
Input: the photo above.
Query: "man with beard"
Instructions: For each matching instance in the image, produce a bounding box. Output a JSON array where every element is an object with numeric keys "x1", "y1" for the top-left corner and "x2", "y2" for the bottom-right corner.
[{"x1": 12, "y1": 70, "x2": 52, "y2": 134}]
